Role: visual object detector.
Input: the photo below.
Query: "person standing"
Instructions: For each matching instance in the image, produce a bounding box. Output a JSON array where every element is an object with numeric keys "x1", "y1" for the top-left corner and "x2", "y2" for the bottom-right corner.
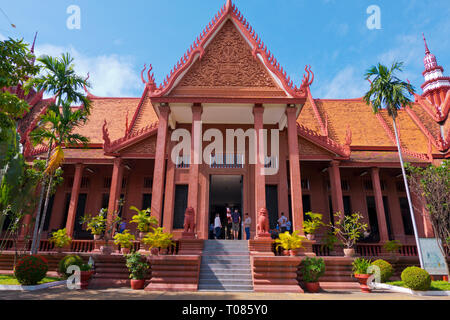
[
  {"x1": 244, "y1": 213, "x2": 252, "y2": 240},
  {"x1": 214, "y1": 213, "x2": 222, "y2": 240},
  {"x1": 286, "y1": 219, "x2": 292, "y2": 234},
  {"x1": 226, "y1": 208, "x2": 233, "y2": 240},
  {"x1": 278, "y1": 212, "x2": 288, "y2": 233},
  {"x1": 232, "y1": 209, "x2": 241, "y2": 240}
]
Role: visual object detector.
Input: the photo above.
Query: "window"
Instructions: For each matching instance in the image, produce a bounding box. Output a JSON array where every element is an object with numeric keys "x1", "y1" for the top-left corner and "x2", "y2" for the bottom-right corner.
[
  {"x1": 103, "y1": 177, "x2": 112, "y2": 189},
  {"x1": 399, "y1": 197, "x2": 414, "y2": 235},
  {"x1": 383, "y1": 196, "x2": 394, "y2": 240},
  {"x1": 365, "y1": 196, "x2": 380, "y2": 243},
  {"x1": 363, "y1": 180, "x2": 373, "y2": 191},
  {"x1": 301, "y1": 179, "x2": 310, "y2": 191},
  {"x1": 143, "y1": 177, "x2": 153, "y2": 189},
  {"x1": 101, "y1": 194, "x2": 110, "y2": 210},
  {"x1": 343, "y1": 196, "x2": 352, "y2": 216},
  {"x1": 341, "y1": 180, "x2": 350, "y2": 191},
  {"x1": 80, "y1": 177, "x2": 90, "y2": 189}
]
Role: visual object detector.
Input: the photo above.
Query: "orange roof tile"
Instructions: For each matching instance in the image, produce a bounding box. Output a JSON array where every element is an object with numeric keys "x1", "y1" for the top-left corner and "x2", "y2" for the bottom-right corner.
[{"x1": 72, "y1": 97, "x2": 141, "y2": 144}]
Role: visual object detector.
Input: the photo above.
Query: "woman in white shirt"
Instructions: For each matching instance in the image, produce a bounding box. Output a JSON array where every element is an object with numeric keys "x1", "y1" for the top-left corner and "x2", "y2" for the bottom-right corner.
[{"x1": 214, "y1": 213, "x2": 222, "y2": 239}]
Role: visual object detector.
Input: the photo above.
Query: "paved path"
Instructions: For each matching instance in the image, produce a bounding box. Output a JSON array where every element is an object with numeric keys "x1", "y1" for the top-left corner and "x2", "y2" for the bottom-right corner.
[{"x1": 0, "y1": 286, "x2": 448, "y2": 300}]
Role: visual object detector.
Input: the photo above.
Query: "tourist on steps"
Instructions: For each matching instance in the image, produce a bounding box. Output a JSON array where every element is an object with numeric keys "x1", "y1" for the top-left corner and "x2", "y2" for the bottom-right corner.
[
  {"x1": 232, "y1": 209, "x2": 241, "y2": 240},
  {"x1": 214, "y1": 213, "x2": 222, "y2": 240},
  {"x1": 244, "y1": 213, "x2": 252, "y2": 240},
  {"x1": 226, "y1": 208, "x2": 233, "y2": 240}
]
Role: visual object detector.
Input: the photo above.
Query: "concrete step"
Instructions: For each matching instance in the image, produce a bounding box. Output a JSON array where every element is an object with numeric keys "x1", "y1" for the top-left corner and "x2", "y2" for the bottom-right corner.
[
  {"x1": 199, "y1": 279, "x2": 253, "y2": 286},
  {"x1": 200, "y1": 273, "x2": 252, "y2": 280},
  {"x1": 202, "y1": 256, "x2": 250, "y2": 262},
  {"x1": 198, "y1": 284, "x2": 254, "y2": 292},
  {"x1": 200, "y1": 269, "x2": 252, "y2": 276}
]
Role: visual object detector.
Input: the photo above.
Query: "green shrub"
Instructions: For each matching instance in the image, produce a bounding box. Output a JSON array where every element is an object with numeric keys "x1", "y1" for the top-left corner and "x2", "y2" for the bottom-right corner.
[
  {"x1": 58, "y1": 255, "x2": 84, "y2": 279},
  {"x1": 401, "y1": 267, "x2": 431, "y2": 291},
  {"x1": 14, "y1": 255, "x2": 48, "y2": 286},
  {"x1": 301, "y1": 257, "x2": 326, "y2": 283},
  {"x1": 371, "y1": 259, "x2": 394, "y2": 283},
  {"x1": 125, "y1": 252, "x2": 149, "y2": 280}
]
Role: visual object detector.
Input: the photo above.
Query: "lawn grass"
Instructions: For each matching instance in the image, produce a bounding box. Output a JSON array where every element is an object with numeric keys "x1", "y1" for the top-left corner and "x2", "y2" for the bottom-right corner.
[
  {"x1": 386, "y1": 280, "x2": 450, "y2": 291},
  {"x1": 0, "y1": 274, "x2": 61, "y2": 286}
]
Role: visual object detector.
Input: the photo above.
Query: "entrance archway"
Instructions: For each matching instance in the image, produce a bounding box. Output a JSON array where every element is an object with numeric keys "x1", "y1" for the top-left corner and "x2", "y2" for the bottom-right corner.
[{"x1": 209, "y1": 175, "x2": 243, "y2": 240}]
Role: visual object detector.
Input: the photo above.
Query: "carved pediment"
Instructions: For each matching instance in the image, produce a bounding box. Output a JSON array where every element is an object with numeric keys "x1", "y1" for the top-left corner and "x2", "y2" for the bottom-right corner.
[
  {"x1": 121, "y1": 136, "x2": 157, "y2": 156},
  {"x1": 170, "y1": 19, "x2": 285, "y2": 96}
]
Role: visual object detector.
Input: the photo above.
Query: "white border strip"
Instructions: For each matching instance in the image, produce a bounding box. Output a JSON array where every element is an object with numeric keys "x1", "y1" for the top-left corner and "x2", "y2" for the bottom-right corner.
[
  {"x1": 0, "y1": 280, "x2": 66, "y2": 291},
  {"x1": 374, "y1": 283, "x2": 450, "y2": 297}
]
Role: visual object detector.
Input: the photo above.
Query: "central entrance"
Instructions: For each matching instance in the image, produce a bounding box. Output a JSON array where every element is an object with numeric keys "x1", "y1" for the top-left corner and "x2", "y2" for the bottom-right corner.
[{"x1": 209, "y1": 175, "x2": 243, "y2": 240}]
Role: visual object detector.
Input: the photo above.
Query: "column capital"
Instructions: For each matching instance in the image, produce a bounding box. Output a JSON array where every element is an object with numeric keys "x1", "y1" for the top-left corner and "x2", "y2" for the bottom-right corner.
[
  {"x1": 253, "y1": 104, "x2": 264, "y2": 115},
  {"x1": 371, "y1": 167, "x2": 380, "y2": 174},
  {"x1": 192, "y1": 103, "x2": 203, "y2": 118},
  {"x1": 330, "y1": 160, "x2": 340, "y2": 168},
  {"x1": 286, "y1": 105, "x2": 297, "y2": 115},
  {"x1": 159, "y1": 103, "x2": 171, "y2": 118}
]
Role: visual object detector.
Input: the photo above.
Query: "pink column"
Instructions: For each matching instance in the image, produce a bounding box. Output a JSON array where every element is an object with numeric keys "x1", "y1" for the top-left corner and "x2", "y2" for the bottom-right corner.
[
  {"x1": 162, "y1": 139, "x2": 176, "y2": 234},
  {"x1": 107, "y1": 158, "x2": 124, "y2": 228},
  {"x1": 66, "y1": 163, "x2": 84, "y2": 237},
  {"x1": 187, "y1": 104, "x2": 203, "y2": 215},
  {"x1": 286, "y1": 106, "x2": 304, "y2": 234},
  {"x1": 329, "y1": 160, "x2": 344, "y2": 218},
  {"x1": 253, "y1": 104, "x2": 266, "y2": 215},
  {"x1": 151, "y1": 105, "x2": 171, "y2": 225},
  {"x1": 371, "y1": 167, "x2": 389, "y2": 242}
]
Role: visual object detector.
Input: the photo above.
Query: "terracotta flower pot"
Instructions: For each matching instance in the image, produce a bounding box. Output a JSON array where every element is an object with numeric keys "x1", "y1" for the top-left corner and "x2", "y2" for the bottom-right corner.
[
  {"x1": 150, "y1": 248, "x2": 159, "y2": 256},
  {"x1": 131, "y1": 279, "x2": 146, "y2": 290},
  {"x1": 289, "y1": 249, "x2": 299, "y2": 256},
  {"x1": 121, "y1": 247, "x2": 131, "y2": 255},
  {"x1": 343, "y1": 248, "x2": 355, "y2": 257},
  {"x1": 94, "y1": 234, "x2": 101, "y2": 241},
  {"x1": 306, "y1": 234, "x2": 315, "y2": 241},
  {"x1": 282, "y1": 250, "x2": 290, "y2": 256},
  {"x1": 305, "y1": 282, "x2": 321, "y2": 293},
  {"x1": 355, "y1": 274, "x2": 371, "y2": 293},
  {"x1": 80, "y1": 271, "x2": 94, "y2": 290}
]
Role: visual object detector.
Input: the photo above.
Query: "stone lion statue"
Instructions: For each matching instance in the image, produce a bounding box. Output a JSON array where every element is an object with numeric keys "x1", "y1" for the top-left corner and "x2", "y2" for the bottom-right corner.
[
  {"x1": 256, "y1": 207, "x2": 270, "y2": 235},
  {"x1": 183, "y1": 207, "x2": 196, "y2": 233}
]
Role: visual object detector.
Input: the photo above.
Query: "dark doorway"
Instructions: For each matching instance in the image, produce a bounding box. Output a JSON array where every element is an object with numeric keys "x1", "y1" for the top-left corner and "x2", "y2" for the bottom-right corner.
[
  {"x1": 265, "y1": 185, "x2": 279, "y2": 230},
  {"x1": 173, "y1": 185, "x2": 188, "y2": 229},
  {"x1": 365, "y1": 196, "x2": 380, "y2": 243},
  {"x1": 209, "y1": 175, "x2": 243, "y2": 240}
]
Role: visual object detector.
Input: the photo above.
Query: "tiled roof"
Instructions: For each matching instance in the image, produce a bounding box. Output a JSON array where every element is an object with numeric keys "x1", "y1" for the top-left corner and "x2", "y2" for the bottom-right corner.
[{"x1": 72, "y1": 97, "x2": 141, "y2": 144}]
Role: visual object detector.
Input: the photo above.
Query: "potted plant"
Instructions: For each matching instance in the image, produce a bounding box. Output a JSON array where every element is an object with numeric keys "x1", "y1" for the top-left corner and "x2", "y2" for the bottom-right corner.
[
  {"x1": 80, "y1": 263, "x2": 94, "y2": 290},
  {"x1": 321, "y1": 229, "x2": 339, "y2": 256},
  {"x1": 125, "y1": 252, "x2": 149, "y2": 290},
  {"x1": 142, "y1": 227, "x2": 174, "y2": 255},
  {"x1": 303, "y1": 212, "x2": 324, "y2": 241},
  {"x1": 80, "y1": 208, "x2": 107, "y2": 240},
  {"x1": 130, "y1": 206, "x2": 158, "y2": 239},
  {"x1": 113, "y1": 230, "x2": 136, "y2": 254},
  {"x1": 49, "y1": 228, "x2": 72, "y2": 253},
  {"x1": 383, "y1": 240, "x2": 403, "y2": 257},
  {"x1": 329, "y1": 212, "x2": 368, "y2": 257},
  {"x1": 352, "y1": 258, "x2": 373, "y2": 293},
  {"x1": 301, "y1": 257, "x2": 326, "y2": 293},
  {"x1": 275, "y1": 231, "x2": 305, "y2": 256}
]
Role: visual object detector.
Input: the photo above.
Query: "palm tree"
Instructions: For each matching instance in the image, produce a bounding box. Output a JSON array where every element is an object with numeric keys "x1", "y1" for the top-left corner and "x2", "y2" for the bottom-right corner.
[
  {"x1": 26, "y1": 53, "x2": 91, "y2": 254},
  {"x1": 363, "y1": 62, "x2": 424, "y2": 268}
]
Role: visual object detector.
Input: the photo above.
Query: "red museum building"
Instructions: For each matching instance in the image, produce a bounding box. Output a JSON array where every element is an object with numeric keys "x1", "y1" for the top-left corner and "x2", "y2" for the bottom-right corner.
[{"x1": 16, "y1": 0, "x2": 450, "y2": 249}]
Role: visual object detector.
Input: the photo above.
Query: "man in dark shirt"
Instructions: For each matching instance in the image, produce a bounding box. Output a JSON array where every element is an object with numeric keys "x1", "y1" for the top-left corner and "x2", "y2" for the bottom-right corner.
[{"x1": 231, "y1": 209, "x2": 241, "y2": 240}]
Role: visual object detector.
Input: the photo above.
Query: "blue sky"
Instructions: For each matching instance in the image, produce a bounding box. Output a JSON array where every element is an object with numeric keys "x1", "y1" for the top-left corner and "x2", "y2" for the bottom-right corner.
[{"x1": 1, "y1": 0, "x2": 449, "y2": 99}]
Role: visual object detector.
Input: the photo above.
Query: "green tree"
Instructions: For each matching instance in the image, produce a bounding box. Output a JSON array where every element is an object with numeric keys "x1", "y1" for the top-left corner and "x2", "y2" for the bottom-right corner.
[
  {"x1": 0, "y1": 37, "x2": 40, "y2": 263},
  {"x1": 406, "y1": 161, "x2": 450, "y2": 275},
  {"x1": 363, "y1": 62, "x2": 425, "y2": 268},
  {"x1": 26, "y1": 53, "x2": 91, "y2": 254}
]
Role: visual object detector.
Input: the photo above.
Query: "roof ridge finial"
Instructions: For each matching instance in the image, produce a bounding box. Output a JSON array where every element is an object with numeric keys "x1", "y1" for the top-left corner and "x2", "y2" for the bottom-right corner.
[
  {"x1": 423, "y1": 33, "x2": 430, "y2": 55},
  {"x1": 226, "y1": 0, "x2": 233, "y2": 12},
  {"x1": 31, "y1": 31, "x2": 38, "y2": 53}
]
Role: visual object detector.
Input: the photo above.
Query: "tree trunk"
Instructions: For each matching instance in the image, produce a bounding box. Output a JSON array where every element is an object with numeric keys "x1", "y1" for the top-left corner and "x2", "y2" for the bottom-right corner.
[
  {"x1": 392, "y1": 116, "x2": 425, "y2": 269},
  {"x1": 30, "y1": 146, "x2": 52, "y2": 254},
  {"x1": 35, "y1": 175, "x2": 54, "y2": 252}
]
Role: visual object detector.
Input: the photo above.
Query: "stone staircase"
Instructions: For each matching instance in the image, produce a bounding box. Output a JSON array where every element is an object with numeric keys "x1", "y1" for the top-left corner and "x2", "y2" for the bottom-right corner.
[{"x1": 198, "y1": 240, "x2": 253, "y2": 292}]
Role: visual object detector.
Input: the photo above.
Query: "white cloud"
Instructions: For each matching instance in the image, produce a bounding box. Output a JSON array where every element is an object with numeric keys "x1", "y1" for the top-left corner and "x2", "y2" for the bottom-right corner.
[
  {"x1": 315, "y1": 66, "x2": 369, "y2": 99},
  {"x1": 35, "y1": 44, "x2": 141, "y2": 98},
  {"x1": 0, "y1": 33, "x2": 6, "y2": 41}
]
